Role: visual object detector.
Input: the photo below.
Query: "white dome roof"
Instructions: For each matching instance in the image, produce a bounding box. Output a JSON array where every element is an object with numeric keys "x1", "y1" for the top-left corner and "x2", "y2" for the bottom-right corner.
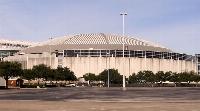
[
  {"x1": 22, "y1": 33, "x2": 172, "y2": 53},
  {"x1": 40, "y1": 33, "x2": 166, "y2": 48}
]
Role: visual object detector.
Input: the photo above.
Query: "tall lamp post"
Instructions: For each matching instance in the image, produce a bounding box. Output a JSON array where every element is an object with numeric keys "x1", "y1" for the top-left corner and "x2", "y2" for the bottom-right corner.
[
  {"x1": 120, "y1": 12, "x2": 127, "y2": 89},
  {"x1": 107, "y1": 51, "x2": 110, "y2": 88}
]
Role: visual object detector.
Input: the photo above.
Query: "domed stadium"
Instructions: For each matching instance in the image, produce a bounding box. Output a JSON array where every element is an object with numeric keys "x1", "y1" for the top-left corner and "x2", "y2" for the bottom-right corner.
[{"x1": 5, "y1": 33, "x2": 197, "y2": 77}]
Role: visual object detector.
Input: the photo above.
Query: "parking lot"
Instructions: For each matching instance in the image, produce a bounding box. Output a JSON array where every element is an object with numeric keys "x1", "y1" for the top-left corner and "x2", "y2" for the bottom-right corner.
[{"x1": 1, "y1": 87, "x2": 200, "y2": 111}]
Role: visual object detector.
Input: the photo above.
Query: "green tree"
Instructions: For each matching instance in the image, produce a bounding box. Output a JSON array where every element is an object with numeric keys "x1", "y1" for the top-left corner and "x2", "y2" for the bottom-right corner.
[
  {"x1": 55, "y1": 67, "x2": 65, "y2": 81},
  {"x1": 169, "y1": 72, "x2": 180, "y2": 87},
  {"x1": 178, "y1": 72, "x2": 192, "y2": 83},
  {"x1": 32, "y1": 64, "x2": 51, "y2": 85},
  {"x1": 63, "y1": 67, "x2": 77, "y2": 81},
  {"x1": 55, "y1": 67, "x2": 77, "y2": 81},
  {"x1": 155, "y1": 71, "x2": 171, "y2": 83},
  {"x1": 22, "y1": 69, "x2": 35, "y2": 85},
  {"x1": 189, "y1": 71, "x2": 200, "y2": 86},
  {"x1": 143, "y1": 70, "x2": 155, "y2": 83},
  {"x1": 99, "y1": 69, "x2": 122, "y2": 84},
  {"x1": 136, "y1": 71, "x2": 146, "y2": 83},
  {"x1": 0, "y1": 61, "x2": 22, "y2": 88},
  {"x1": 155, "y1": 71, "x2": 165, "y2": 82},
  {"x1": 165, "y1": 71, "x2": 173, "y2": 81},
  {"x1": 137, "y1": 70, "x2": 155, "y2": 83},
  {"x1": 83, "y1": 73, "x2": 97, "y2": 81},
  {"x1": 136, "y1": 70, "x2": 155, "y2": 87},
  {"x1": 128, "y1": 73, "x2": 137, "y2": 84},
  {"x1": 48, "y1": 69, "x2": 57, "y2": 81}
]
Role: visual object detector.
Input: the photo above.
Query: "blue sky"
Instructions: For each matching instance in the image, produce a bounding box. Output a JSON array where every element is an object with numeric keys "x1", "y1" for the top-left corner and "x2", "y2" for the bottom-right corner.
[{"x1": 0, "y1": 0, "x2": 199, "y2": 54}]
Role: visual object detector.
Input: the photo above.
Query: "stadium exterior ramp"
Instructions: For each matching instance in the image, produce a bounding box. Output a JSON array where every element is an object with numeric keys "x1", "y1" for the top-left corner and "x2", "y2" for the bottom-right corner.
[{"x1": 5, "y1": 33, "x2": 197, "y2": 77}]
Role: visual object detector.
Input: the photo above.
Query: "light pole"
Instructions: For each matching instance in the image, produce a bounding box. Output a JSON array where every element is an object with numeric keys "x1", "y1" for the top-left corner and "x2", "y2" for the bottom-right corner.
[
  {"x1": 107, "y1": 51, "x2": 110, "y2": 88},
  {"x1": 120, "y1": 12, "x2": 127, "y2": 89}
]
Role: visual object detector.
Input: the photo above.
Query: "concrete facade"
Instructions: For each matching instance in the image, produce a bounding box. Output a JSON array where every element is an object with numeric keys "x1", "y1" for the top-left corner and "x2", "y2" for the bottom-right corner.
[
  {"x1": 5, "y1": 53, "x2": 197, "y2": 77},
  {"x1": 0, "y1": 77, "x2": 6, "y2": 87}
]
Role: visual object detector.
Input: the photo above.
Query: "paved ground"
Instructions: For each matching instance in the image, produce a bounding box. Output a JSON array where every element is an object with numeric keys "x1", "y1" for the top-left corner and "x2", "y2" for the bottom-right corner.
[{"x1": 1, "y1": 87, "x2": 200, "y2": 111}]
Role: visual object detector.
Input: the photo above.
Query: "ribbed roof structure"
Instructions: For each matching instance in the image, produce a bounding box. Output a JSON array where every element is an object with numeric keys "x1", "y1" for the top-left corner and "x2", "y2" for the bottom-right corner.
[
  {"x1": 22, "y1": 33, "x2": 172, "y2": 53},
  {"x1": 0, "y1": 39, "x2": 34, "y2": 50}
]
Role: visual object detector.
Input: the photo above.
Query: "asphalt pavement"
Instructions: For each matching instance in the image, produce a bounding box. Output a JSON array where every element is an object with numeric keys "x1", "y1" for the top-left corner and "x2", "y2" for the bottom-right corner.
[
  {"x1": 1, "y1": 87, "x2": 200, "y2": 111},
  {"x1": 0, "y1": 87, "x2": 200, "y2": 101}
]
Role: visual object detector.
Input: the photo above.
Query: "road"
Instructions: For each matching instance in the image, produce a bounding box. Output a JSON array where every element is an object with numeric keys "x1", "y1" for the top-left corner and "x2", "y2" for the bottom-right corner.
[{"x1": 0, "y1": 87, "x2": 200, "y2": 111}]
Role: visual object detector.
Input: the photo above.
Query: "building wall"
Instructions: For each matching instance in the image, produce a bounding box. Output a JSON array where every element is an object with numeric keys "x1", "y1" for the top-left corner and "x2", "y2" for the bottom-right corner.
[
  {"x1": 5, "y1": 54, "x2": 197, "y2": 77},
  {"x1": 0, "y1": 77, "x2": 6, "y2": 87},
  {"x1": 62, "y1": 57, "x2": 196, "y2": 77},
  {"x1": 195, "y1": 54, "x2": 200, "y2": 74}
]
